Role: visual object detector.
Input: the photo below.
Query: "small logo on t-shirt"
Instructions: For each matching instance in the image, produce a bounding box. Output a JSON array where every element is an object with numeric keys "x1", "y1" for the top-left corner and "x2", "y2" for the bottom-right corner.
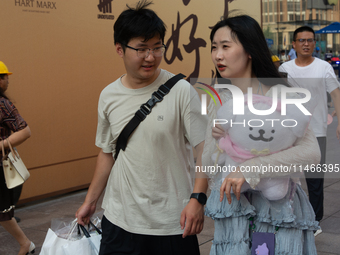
[{"x1": 157, "y1": 115, "x2": 164, "y2": 121}]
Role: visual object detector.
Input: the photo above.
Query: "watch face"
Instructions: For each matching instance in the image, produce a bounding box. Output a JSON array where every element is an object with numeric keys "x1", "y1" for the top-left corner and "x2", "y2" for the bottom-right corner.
[
  {"x1": 199, "y1": 193, "x2": 207, "y2": 204},
  {"x1": 191, "y1": 193, "x2": 207, "y2": 205}
]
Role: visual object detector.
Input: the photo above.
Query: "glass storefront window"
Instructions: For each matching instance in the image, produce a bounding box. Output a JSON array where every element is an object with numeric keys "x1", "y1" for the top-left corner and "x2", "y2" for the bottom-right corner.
[
  {"x1": 295, "y1": 1, "x2": 300, "y2": 11},
  {"x1": 288, "y1": 2, "x2": 294, "y2": 11}
]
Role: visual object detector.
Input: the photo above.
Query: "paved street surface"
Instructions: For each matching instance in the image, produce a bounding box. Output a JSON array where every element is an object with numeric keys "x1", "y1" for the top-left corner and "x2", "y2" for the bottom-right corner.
[{"x1": 1, "y1": 109, "x2": 340, "y2": 255}]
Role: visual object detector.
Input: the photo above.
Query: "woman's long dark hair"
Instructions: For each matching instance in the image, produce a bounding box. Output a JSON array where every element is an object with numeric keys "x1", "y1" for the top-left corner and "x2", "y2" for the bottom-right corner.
[{"x1": 211, "y1": 15, "x2": 287, "y2": 86}]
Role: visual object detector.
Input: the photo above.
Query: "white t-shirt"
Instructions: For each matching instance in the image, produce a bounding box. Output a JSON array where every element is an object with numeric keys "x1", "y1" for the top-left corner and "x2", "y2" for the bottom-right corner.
[
  {"x1": 279, "y1": 57, "x2": 339, "y2": 137},
  {"x1": 96, "y1": 69, "x2": 207, "y2": 235}
]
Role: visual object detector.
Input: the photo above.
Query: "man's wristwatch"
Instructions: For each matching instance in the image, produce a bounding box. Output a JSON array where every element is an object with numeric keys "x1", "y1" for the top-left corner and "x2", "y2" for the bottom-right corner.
[{"x1": 190, "y1": 192, "x2": 207, "y2": 205}]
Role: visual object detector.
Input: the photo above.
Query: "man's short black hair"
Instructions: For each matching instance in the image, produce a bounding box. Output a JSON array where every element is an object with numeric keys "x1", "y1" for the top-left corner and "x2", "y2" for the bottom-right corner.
[
  {"x1": 113, "y1": 0, "x2": 166, "y2": 49},
  {"x1": 293, "y1": 26, "x2": 315, "y2": 41}
]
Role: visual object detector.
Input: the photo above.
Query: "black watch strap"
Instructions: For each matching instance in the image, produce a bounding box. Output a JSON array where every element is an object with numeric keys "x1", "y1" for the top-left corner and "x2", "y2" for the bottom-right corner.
[{"x1": 190, "y1": 192, "x2": 207, "y2": 205}]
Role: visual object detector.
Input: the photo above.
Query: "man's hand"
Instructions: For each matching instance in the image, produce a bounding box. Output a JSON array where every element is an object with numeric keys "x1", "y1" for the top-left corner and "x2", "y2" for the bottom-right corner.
[
  {"x1": 180, "y1": 199, "x2": 204, "y2": 238},
  {"x1": 220, "y1": 167, "x2": 245, "y2": 204},
  {"x1": 76, "y1": 201, "x2": 97, "y2": 226}
]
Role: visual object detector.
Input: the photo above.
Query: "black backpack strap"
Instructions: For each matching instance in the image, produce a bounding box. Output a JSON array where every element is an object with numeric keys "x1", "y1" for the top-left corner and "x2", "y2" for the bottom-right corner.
[{"x1": 114, "y1": 73, "x2": 186, "y2": 160}]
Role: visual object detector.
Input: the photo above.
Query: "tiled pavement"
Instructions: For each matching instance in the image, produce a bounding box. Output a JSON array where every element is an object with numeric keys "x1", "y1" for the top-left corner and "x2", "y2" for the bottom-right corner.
[{"x1": 1, "y1": 112, "x2": 340, "y2": 255}]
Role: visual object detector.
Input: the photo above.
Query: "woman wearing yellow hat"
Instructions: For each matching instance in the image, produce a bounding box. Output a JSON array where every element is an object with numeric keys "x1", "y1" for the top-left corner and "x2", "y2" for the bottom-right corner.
[{"x1": 0, "y1": 61, "x2": 35, "y2": 254}]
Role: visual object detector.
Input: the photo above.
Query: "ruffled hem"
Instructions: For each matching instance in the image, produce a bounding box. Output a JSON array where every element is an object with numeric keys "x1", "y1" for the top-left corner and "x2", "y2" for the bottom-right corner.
[
  {"x1": 205, "y1": 183, "x2": 319, "y2": 255},
  {"x1": 252, "y1": 185, "x2": 319, "y2": 230},
  {"x1": 206, "y1": 184, "x2": 319, "y2": 231},
  {"x1": 205, "y1": 190, "x2": 256, "y2": 220}
]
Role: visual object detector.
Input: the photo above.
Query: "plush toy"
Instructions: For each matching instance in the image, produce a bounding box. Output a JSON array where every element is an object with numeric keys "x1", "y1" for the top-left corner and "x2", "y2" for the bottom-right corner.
[{"x1": 212, "y1": 92, "x2": 310, "y2": 200}]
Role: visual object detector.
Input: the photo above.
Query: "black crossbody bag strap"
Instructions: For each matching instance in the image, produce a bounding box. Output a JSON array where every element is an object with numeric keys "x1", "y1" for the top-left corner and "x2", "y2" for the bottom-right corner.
[{"x1": 114, "y1": 73, "x2": 186, "y2": 160}]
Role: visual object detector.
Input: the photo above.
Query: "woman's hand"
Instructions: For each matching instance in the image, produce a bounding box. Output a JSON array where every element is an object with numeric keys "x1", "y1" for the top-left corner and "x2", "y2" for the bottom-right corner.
[
  {"x1": 212, "y1": 124, "x2": 225, "y2": 140},
  {"x1": 220, "y1": 166, "x2": 246, "y2": 204}
]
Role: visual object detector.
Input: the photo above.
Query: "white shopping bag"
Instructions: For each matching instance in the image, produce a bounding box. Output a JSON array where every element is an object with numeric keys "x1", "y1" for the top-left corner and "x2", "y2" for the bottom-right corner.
[
  {"x1": 39, "y1": 219, "x2": 101, "y2": 255},
  {"x1": 39, "y1": 228, "x2": 70, "y2": 255},
  {"x1": 62, "y1": 233, "x2": 101, "y2": 255}
]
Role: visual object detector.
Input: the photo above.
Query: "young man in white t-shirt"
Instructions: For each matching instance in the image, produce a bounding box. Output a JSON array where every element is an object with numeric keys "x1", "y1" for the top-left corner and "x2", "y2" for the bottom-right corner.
[
  {"x1": 75, "y1": 2, "x2": 208, "y2": 254},
  {"x1": 279, "y1": 26, "x2": 340, "y2": 236}
]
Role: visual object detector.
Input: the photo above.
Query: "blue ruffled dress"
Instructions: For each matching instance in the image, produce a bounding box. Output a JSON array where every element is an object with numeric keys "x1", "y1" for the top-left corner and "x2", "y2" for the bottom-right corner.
[{"x1": 205, "y1": 178, "x2": 319, "y2": 255}]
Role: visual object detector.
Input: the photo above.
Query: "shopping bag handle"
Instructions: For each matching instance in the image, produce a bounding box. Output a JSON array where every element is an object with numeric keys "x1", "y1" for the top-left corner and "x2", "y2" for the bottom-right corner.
[
  {"x1": 88, "y1": 221, "x2": 102, "y2": 235},
  {"x1": 1, "y1": 138, "x2": 7, "y2": 160},
  {"x1": 6, "y1": 138, "x2": 20, "y2": 160},
  {"x1": 77, "y1": 221, "x2": 101, "y2": 238},
  {"x1": 78, "y1": 224, "x2": 91, "y2": 238},
  {"x1": 0, "y1": 138, "x2": 19, "y2": 161}
]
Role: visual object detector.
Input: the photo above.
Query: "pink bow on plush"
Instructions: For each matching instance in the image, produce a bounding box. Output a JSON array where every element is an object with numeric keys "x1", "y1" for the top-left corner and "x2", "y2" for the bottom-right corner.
[
  {"x1": 218, "y1": 135, "x2": 256, "y2": 163},
  {"x1": 218, "y1": 134, "x2": 279, "y2": 163}
]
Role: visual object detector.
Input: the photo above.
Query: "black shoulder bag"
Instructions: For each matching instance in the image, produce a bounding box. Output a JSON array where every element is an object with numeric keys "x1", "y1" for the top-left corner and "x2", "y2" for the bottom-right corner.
[{"x1": 114, "y1": 73, "x2": 185, "y2": 160}]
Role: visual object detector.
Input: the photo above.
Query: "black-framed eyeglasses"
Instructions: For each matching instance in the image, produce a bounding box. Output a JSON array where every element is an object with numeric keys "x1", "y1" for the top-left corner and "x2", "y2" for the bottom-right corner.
[
  {"x1": 123, "y1": 44, "x2": 167, "y2": 58},
  {"x1": 295, "y1": 38, "x2": 315, "y2": 44}
]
